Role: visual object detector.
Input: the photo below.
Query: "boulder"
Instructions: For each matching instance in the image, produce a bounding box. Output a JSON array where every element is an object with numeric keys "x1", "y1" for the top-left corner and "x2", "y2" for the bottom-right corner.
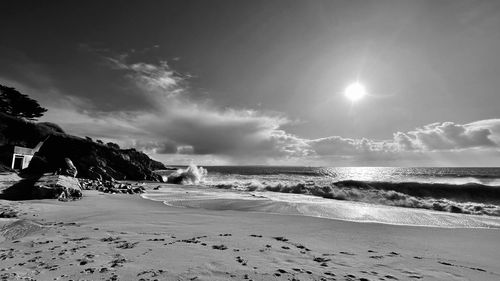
[
  {"x1": 32, "y1": 175, "x2": 82, "y2": 200},
  {"x1": 62, "y1": 158, "x2": 78, "y2": 177}
]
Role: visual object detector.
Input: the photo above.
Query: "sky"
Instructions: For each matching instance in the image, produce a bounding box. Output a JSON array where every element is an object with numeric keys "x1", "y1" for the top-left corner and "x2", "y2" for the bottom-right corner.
[{"x1": 1, "y1": 0, "x2": 500, "y2": 166}]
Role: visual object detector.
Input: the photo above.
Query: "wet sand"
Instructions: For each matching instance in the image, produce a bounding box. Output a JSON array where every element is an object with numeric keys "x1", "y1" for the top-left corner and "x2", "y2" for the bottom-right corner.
[{"x1": 1, "y1": 188, "x2": 500, "y2": 280}]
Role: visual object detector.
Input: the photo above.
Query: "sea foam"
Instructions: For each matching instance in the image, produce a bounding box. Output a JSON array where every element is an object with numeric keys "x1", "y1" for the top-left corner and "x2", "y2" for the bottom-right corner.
[
  {"x1": 209, "y1": 180, "x2": 500, "y2": 216},
  {"x1": 158, "y1": 166, "x2": 500, "y2": 217},
  {"x1": 142, "y1": 185, "x2": 500, "y2": 228},
  {"x1": 166, "y1": 164, "x2": 207, "y2": 184}
]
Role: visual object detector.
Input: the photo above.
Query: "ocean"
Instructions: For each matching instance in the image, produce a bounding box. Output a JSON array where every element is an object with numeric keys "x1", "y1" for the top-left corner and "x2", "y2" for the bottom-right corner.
[{"x1": 144, "y1": 166, "x2": 500, "y2": 228}]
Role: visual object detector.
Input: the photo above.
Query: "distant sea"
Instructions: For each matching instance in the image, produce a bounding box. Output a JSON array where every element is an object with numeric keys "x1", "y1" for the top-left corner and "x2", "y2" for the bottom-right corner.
[{"x1": 145, "y1": 166, "x2": 500, "y2": 228}]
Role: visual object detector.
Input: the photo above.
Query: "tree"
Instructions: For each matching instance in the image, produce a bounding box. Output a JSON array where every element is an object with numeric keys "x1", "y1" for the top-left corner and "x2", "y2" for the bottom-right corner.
[
  {"x1": 0, "y1": 84, "x2": 47, "y2": 120},
  {"x1": 107, "y1": 142, "x2": 120, "y2": 150}
]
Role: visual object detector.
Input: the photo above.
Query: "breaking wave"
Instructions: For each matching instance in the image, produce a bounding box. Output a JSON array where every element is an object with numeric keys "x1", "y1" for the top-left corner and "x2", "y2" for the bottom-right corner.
[
  {"x1": 158, "y1": 165, "x2": 500, "y2": 217},
  {"x1": 208, "y1": 180, "x2": 500, "y2": 217},
  {"x1": 165, "y1": 164, "x2": 207, "y2": 185}
]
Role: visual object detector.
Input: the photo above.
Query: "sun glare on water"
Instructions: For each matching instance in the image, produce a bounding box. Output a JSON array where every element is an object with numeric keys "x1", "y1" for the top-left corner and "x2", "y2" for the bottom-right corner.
[{"x1": 344, "y1": 82, "x2": 367, "y2": 102}]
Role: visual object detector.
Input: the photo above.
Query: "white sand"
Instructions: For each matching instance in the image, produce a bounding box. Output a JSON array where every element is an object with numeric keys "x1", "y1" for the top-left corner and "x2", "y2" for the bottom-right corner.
[{"x1": 1, "y1": 189, "x2": 500, "y2": 280}]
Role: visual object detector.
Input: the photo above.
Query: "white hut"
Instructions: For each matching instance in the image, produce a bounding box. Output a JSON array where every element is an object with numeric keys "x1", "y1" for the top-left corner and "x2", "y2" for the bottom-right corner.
[{"x1": 11, "y1": 141, "x2": 44, "y2": 170}]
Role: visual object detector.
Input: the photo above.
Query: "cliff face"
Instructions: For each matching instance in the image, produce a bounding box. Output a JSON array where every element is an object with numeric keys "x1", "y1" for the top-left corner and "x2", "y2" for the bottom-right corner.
[
  {"x1": 0, "y1": 113, "x2": 165, "y2": 181},
  {"x1": 30, "y1": 135, "x2": 165, "y2": 181}
]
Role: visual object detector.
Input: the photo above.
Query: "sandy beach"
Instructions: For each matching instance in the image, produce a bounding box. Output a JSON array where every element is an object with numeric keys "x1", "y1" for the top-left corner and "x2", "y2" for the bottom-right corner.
[
  {"x1": 1, "y1": 185, "x2": 500, "y2": 281},
  {"x1": 3, "y1": 1, "x2": 500, "y2": 280}
]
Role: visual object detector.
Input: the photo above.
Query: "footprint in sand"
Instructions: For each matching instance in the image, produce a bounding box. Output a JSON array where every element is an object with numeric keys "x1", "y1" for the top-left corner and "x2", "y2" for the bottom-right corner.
[
  {"x1": 235, "y1": 256, "x2": 247, "y2": 266},
  {"x1": 273, "y1": 236, "x2": 289, "y2": 242},
  {"x1": 344, "y1": 274, "x2": 357, "y2": 279},
  {"x1": 212, "y1": 244, "x2": 228, "y2": 250},
  {"x1": 339, "y1": 251, "x2": 355, "y2": 255},
  {"x1": 83, "y1": 267, "x2": 96, "y2": 274},
  {"x1": 313, "y1": 257, "x2": 331, "y2": 263},
  {"x1": 69, "y1": 237, "x2": 90, "y2": 242},
  {"x1": 175, "y1": 236, "x2": 206, "y2": 245},
  {"x1": 146, "y1": 238, "x2": 165, "y2": 241},
  {"x1": 438, "y1": 261, "x2": 487, "y2": 272},
  {"x1": 100, "y1": 236, "x2": 122, "y2": 242},
  {"x1": 294, "y1": 244, "x2": 311, "y2": 251},
  {"x1": 116, "y1": 241, "x2": 139, "y2": 249},
  {"x1": 137, "y1": 269, "x2": 167, "y2": 278},
  {"x1": 77, "y1": 257, "x2": 94, "y2": 265},
  {"x1": 109, "y1": 254, "x2": 127, "y2": 268}
]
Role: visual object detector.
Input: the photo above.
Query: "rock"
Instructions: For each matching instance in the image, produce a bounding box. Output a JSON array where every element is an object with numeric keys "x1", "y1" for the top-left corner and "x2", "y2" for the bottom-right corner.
[
  {"x1": 0, "y1": 210, "x2": 17, "y2": 218},
  {"x1": 1, "y1": 174, "x2": 81, "y2": 200},
  {"x1": 32, "y1": 175, "x2": 82, "y2": 200},
  {"x1": 133, "y1": 187, "x2": 144, "y2": 193},
  {"x1": 87, "y1": 167, "x2": 103, "y2": 181},
  {"x1": 91, "y1": 166, "x2": 115, "y2": 182},
  {"x1": 25, "y1": 134, "x2": 165, "y2": 181},
  {"x1": 166, "y1": 174, "x2": 184, "y2": 184},
  {"x1": 62, "y1": 158, "x2": 78, "y2": 177},
  {"x1": 70, "y1": 177, "x2": 147, "y2": 196},
  {"x1": 58, "y1": 191, "x2": 68, "y2": 201}
]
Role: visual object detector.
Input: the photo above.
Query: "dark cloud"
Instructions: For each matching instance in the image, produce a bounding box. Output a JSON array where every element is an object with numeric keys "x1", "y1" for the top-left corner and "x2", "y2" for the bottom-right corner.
[{"x1": 34, "y1": 58, "x2": 310, "y2": 162}]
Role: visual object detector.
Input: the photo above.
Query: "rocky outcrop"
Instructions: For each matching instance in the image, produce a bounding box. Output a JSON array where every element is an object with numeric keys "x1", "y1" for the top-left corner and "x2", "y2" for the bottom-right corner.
[
  {"x1": 32, "y1": 175, "x2": 82, "y2": 200},
  {"x1": 79, "y1": 179, "x2": 146, "y2": 194},
  {"x1": 0, "y1": 175, "x2": 82, "y2": 200},
  {"x1": 0, "y1": 113, "x2": 165, "y2": 182},
  {"x1": 61, "y1": 158, "x2": 78, "y2": 177},
  {"x1": 27, "y1": 134, "x2": 164, "y2": 181}
]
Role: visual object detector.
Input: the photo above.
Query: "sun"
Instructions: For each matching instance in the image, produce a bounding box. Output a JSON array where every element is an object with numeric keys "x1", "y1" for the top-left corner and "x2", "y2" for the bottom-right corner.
[{"x1": 344, "y1": 82, "x2": 367, "y2": 102}]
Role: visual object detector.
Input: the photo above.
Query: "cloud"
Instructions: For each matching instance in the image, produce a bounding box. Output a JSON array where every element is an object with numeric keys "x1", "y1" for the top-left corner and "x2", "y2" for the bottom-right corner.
[
  {"x1": 306, "y1": 136, "x2": 392, "y2": 156},
  {"x1": 394, "y1": 121, "x2": 497, "y2": 151},
  {"x1": 48, "y1": 53, "x2": 500, "y2": 166},
  {"x1": 106, "y1": 57, "x2": 183, "y2": 94},
  {"x1": 102, "y1": 55, "x2": 315, "y2": 160},
  {"x1": 30, "y1": 54, "x2": 310, "y2": 163},
  {"x1": 132, "y1": 105, "x2": 312, "y2": 161},
  {"x1": 6, "y1": 48, "x2": 499, "y2": 166},
  {"x1": 307, "y1": 120, "x2": 500, "y2": 158}
]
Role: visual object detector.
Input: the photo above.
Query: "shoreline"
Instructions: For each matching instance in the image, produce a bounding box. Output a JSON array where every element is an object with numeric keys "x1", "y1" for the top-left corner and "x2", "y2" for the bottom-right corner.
[
  {"x1": 1, "y1": 189, "x2": 500, "y2": 280},
  {"x1": 142, "y1": 183, "x2": 500, "y2": 229}
]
